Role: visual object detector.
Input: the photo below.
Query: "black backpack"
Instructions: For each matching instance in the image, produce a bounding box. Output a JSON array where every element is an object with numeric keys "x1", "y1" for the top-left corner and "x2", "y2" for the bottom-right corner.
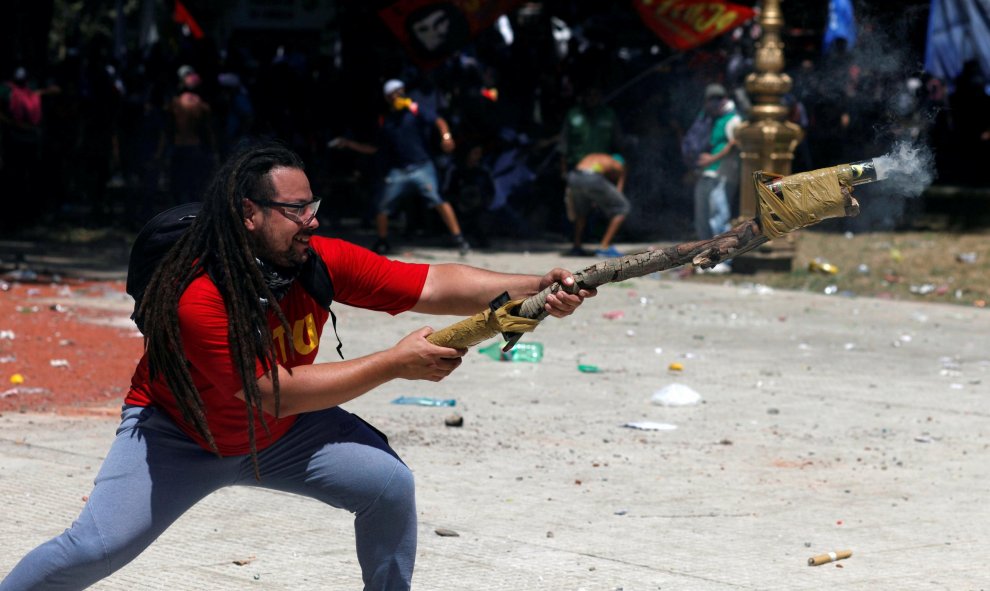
[{"x1": 126, "y1": 202, "x2": 343, "y2": 357}]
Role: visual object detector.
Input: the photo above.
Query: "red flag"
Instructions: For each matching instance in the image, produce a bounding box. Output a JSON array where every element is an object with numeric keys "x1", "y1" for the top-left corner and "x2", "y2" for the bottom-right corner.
[
  {"x1": 173, "y1": 0, "x2": 205, "y2": 40},
  {"x1": 379, "y1": 0, "x2": 525, "y2": 69},
  {"x1": 633, "y1": 0, "x2": 756, "y2": 51}
]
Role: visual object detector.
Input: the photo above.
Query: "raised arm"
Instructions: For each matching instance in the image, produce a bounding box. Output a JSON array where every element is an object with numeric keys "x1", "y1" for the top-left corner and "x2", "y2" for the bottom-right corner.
[{"x1": 329, "y1": 136, "x2": 378, "y2": 155}]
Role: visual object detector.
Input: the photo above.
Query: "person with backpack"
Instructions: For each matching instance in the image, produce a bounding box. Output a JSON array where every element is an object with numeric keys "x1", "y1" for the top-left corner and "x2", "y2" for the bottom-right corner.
[
  {"x1": 0, "y1": 140, "x2": 594, "y2": 591},
  {"x1": 690, "y1": 83, "x2": 742, "y2": 249}
]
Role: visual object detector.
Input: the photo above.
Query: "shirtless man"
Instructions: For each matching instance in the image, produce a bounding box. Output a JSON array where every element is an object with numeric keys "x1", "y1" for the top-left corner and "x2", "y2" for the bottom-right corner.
[
  {"x1": 564, "y1": 152, "x2": 630, "y2": 258},
  {"x1": 164, "y1": 70, "x2": 217, "y2": 204}
]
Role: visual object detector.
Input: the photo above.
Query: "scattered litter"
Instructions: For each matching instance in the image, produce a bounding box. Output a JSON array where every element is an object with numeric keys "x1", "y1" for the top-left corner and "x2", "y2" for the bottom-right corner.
[
  {"x1": 602, "y1": 310, "x2": 625, "y2": 320},
  {"x1": 914, "y1": 435, "x2": 934, "y2": 443},
  {"x1": 434, "y1": 528, "x2": 460, "y2": 537},
  {"x1": 577, "y1": 364, "x2": 600, "y2": 373},
  {"x1": 823, "y1": 284, "x2": 838, "y2": 295},
  {"x1": 1, "y1": 387, "x2": 49, "y2": 399},
  {"x1": 614, "y1": 509, "x2": 628, "y2": 516},
  {"x1": 856, "y1": 263, "x2": 870, "y2": 274},
  {"x1": 738, "y1": 282, "x2": 775, "y2": 296},
  {"x1": 909, "y1": 283, "x2": 936, "y2": 295},
  {"x1": 16, "y1": 306, "x2": 40, "y2": 313},
  {"x1": 653, "y1": 347, "x2": 663, "y2": 355},
  {"x1": 478, "y1": 341, "x2": 543, "y2": 362},
  {"x1": 808, "y1": 258, "x2": 839, "y2": 274},
  {"x1": 956, "y1": 252, "x2": 978, "y2": 264},
  {"x1": 668, "y1": 362, "x2": 684, "y2": 372},
  {"x1": 0, "y1": 330, "x2": 14, "y2": 340},
  {"x1": 843, "y1": 343, "x2": 856, "y2": 351},
  {"x1": 4, "y1": 269, "x2": 39, "y2": 282},
  {"x1": 391, "y1": 396, "x2": 455, "y2": 407},
  {"x1": 444, "y1": 413, "x2": 464, "y2": 427},
  {"x1": 625, "y1": 329, "x2": 636, "y2": 337},
  {"x1": 49, "y1": 359, "x2": 70, "y2": 368},
  {"x1": 232, "y1": 555, "x2": 256, "y2": 566},
  {"x1": 651, "y1": 384, "x2": 702, "y2": 406},
  {"x1": 49, "y1": 304, "x2": 68, "y2": 313},
  {"x1": 9, "y1": 373, "x2": 25, "y2": 385},
  {"x1": 622, "y1": 421, "x2": 677, "y2": 431},
  {"x1": 0, "y1": 355, "x2": 15, "y2": 363},
  {"x1": 808, "y1": 549, "x2": 852, "y2": 566}
]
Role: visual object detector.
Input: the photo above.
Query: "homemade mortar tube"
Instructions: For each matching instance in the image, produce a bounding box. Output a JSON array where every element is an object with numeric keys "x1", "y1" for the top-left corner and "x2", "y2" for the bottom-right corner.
[
  {"x1": 426, "y1": 157, "x2": 872, "y2": 350},
  {"x1": 807, "y1": 549, "x2": 852, "y2": 566}
]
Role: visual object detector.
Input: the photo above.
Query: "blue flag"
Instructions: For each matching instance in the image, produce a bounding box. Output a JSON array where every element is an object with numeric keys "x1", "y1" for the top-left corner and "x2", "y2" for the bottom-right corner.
[
  {"x1": 924, "y1": 0, "x2": 990, "y2": 82},
  {"x1": 823, "y1": 0, "x2": 857, "y2": 53}
]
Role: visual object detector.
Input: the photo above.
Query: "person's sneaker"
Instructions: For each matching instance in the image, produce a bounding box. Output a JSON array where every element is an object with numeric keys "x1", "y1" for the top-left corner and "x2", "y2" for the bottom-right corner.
[
  {"x1": 567, "y1": 245, "x2": 592, "y2": 257},
  {"x1": 373, "y1": 238, "x2": 391, "y2": 255},
  {"x1": 456, "y1": 237, "x2": 471, "y2": 256},
  {"x1": 594, "y1": 246, "x2": 623, "y2": 258}
]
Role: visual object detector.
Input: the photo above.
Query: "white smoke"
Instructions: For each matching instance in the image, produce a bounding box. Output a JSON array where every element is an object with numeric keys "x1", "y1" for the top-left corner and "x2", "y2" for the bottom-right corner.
[{"x1": 871, "y1": 141, "x2": 936, "y2": 198}]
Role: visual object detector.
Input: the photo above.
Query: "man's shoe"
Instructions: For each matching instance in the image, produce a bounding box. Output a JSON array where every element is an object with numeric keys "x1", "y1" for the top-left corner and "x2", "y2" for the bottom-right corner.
[
  {"x1": 457, "y1": 238, "x2": 471, "y2": 256},
  {"x1": 594, "y1": 246, "x2": 623, "y2": 258},
  {"x1": 567, "y1": 246, "x2": 592, "y2": 257},
  {"x1": 373, "y1": 238, "x2": 391, "y2": 255}
]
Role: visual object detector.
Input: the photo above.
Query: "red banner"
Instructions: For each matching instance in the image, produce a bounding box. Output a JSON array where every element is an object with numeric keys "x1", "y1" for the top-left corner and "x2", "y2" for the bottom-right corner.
[
  {"x1": 633, "y1": 0, "x2": 756, "y2": 51},
  {"x1": 379, "y1": 0, "x2": 525, "y2": 69}
]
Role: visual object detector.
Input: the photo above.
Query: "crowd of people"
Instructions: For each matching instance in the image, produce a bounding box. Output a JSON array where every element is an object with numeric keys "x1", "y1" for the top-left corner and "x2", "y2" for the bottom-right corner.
[{"x1": 0, "y1": 6, "x2": 985, "y2": 244}]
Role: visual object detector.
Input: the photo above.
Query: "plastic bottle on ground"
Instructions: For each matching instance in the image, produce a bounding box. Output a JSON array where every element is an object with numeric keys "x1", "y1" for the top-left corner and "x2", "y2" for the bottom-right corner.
[{"x1": 478, "y1": 341, "x2": 544, "y2": 362}]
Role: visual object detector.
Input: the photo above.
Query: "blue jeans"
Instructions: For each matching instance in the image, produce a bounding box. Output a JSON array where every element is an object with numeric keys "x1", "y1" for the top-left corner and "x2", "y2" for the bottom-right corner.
[
  {"x1": 0, "y1": 405, "x2": 417, "y2": 591},
  {"x1": 693, "y1": 175, "x2": 731, "y2": 240},
  {"x1": 378, "y1": 161, "x2": 444, "y2": 215}
]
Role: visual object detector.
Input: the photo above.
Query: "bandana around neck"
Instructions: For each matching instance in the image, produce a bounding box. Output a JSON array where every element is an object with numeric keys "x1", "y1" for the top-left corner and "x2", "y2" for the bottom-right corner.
[{"x1": 255, "y1": 257, "x2": 300, "y2": 302}]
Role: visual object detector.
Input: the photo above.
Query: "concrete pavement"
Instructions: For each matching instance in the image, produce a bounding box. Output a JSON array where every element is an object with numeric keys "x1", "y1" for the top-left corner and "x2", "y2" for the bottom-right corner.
[{"x1": 1, "y1": 243, "x2": 988, "y2": 590}]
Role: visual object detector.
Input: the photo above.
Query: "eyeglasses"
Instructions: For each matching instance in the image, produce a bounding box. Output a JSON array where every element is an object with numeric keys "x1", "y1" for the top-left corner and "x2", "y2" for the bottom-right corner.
[{"x1": 251, "y1": 197, "x2": 322, "y2": 225}]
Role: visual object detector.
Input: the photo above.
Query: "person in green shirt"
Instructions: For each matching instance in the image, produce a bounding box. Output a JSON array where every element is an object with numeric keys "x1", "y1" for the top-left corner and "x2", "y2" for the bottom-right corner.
[{"x1": 692, "y1": 83, "x2": 741, "y2": 244}]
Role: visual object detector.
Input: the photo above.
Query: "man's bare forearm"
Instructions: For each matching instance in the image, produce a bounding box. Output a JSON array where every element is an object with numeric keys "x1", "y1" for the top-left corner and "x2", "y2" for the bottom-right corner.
[{"x1": 413, "y1": 264, "x2": 543, "y2": 316}]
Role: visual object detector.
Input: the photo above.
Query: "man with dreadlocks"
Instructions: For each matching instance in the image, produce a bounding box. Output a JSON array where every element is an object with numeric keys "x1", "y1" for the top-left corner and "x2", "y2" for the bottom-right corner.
[{"x1": 0, "y1": 140, "x2": 594, "y2": 591}]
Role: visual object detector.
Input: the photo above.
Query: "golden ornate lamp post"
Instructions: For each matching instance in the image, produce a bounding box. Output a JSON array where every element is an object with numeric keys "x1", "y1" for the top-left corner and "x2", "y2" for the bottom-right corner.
[{"x1": 733, "y1": 0, "x2": 804, "y2": 272}]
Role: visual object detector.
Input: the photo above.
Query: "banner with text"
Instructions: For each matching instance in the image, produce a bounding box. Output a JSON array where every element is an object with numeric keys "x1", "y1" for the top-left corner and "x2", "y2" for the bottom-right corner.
[{"x1": 633, "y1": 0, "x2": 756, "y2": 51}]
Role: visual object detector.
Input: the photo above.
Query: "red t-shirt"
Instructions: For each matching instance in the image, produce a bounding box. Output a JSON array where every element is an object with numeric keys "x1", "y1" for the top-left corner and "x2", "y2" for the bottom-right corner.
[{"x1": 125, "y1": 236, "x2": 429, "y2": 456}]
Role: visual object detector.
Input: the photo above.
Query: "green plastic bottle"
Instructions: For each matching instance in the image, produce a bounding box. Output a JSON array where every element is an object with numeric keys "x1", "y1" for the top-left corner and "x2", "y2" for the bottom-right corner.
[{"x1": 478, "y1": 341, "x2": 544, "y2": 362}]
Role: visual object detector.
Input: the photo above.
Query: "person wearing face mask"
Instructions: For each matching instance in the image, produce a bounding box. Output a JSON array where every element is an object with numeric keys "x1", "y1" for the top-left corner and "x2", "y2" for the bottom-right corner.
[{"x1": 331, "y1": 79, "x2": 470, "y2": 256}]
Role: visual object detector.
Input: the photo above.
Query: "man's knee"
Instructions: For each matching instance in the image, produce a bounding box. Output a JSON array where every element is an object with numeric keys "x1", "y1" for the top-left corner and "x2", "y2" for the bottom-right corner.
[{"x1": 378, "y1": 461, "x2": 415, "y2": 509}]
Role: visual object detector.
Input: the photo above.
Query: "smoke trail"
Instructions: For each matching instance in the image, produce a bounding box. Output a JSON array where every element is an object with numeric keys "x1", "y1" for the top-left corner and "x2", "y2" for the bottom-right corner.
[{"x1": 872, "y1": 141, "x2": 936, "y2": 198}]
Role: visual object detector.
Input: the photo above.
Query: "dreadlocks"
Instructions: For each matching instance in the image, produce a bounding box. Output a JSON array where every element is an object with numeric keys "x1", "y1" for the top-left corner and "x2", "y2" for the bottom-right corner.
[{"x1": 139, "y1": 139, "x2": 304, "y2": 478}]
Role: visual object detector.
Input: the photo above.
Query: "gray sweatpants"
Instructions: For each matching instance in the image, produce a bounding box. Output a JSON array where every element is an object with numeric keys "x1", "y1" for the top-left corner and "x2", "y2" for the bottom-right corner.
[{"x1": 0, "y1": 405, "x2": 417, "y2": 591}]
